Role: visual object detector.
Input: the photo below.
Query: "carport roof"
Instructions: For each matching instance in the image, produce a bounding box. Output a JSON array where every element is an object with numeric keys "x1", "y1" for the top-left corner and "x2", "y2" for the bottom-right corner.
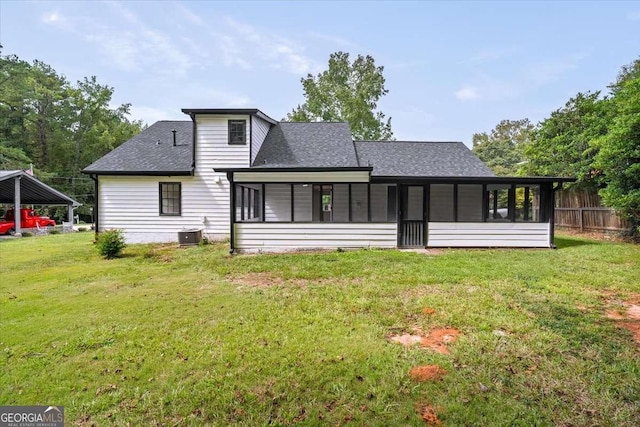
[{"x1": 0, "y1": 170, "x2": 80, "y2": 206}]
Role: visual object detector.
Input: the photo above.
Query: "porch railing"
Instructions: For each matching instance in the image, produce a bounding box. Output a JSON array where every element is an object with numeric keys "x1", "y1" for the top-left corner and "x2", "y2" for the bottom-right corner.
[{"x1": 400, "y1": 220, "x2": 424, "y2": 247}]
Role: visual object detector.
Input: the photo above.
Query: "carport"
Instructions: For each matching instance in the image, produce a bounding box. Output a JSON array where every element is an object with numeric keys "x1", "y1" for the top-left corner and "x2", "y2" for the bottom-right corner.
[{"x1": 0, "y1": 170, "x2": 80, "y2": 235}]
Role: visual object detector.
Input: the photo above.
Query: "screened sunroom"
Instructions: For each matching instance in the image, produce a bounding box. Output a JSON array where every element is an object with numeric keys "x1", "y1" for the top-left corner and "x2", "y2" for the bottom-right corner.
[{"x1": 223, "y1": 166, "x2": 571, "y2": 252}]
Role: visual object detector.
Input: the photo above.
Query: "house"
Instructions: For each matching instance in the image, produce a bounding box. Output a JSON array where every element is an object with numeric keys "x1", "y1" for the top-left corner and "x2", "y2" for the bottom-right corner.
[{"x1": 83, "y1": 108, "x2": 574, "y2": 251}]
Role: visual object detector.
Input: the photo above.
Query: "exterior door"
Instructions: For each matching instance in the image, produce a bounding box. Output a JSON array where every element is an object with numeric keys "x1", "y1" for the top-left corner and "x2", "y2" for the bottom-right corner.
[{"x1": 399, "y1": 185, "x2": 425, "y2": 247}]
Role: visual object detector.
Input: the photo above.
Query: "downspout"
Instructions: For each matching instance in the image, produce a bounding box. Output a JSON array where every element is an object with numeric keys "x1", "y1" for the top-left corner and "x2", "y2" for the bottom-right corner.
[
  {"x1": 190, "y1": 113, "x2": 197, "y2": 175},
  {"x1": 228, "y1": 172, "x2": 236, "y2": 254},
  {"x1": 91, "y1": 174, "x2": 99, "y2": 240}
]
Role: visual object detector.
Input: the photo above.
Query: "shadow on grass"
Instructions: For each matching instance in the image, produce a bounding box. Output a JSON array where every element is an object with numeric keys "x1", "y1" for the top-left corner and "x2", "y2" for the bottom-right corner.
[{"x1": 555, "y1": 236, "x2": 600, "y2": 249}]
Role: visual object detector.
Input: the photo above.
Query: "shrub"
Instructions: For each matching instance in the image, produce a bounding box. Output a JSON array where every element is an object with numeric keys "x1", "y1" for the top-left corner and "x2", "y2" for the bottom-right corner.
[
  {"x1": 21, "y1": 232, "x2": 33, "y2": 238},
  {"x1": 77, "y1": 227, "x2": 88, "y2": 232},
  {"x1": 96, "y1": 229, "x2": 126, "y2": 259},
  {"x1": 49, "y1": 229, "x2": 60, "y2": 235}
]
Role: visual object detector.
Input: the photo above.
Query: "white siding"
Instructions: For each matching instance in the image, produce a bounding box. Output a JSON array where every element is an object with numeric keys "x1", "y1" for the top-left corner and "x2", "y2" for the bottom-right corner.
[
  {"x1": 99, "y1": 176, "x2": 228, "y2": 243},
  {"x1": 427, "y1": 222, "x2": 551, "y2": 248},
  {"x1": 236, "y1": 223, "x2": 397, "y2": 251},
  {"x1": 234, "y1": 171, "x2": 370, "y2": 183},
  {"x1": 250, "y1": 116, "x2": 272, "y2": 164},
  {"x1": 98, "y1": 114, "x2": 251, "y2": 243}
]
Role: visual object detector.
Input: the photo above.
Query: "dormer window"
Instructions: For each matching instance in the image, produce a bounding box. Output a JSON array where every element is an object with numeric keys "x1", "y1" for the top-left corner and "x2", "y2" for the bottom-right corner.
[{"x1": 228, "y1": 120, "x2": 247, "y2": 145}]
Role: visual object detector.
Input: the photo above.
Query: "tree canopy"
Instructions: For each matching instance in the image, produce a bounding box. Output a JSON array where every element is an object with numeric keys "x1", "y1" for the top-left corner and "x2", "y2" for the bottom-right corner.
[
  {"x1": 471, "y1": 119, "x2": 534, "y2": 176},
  {"x1": 476, "y1": 57, "x2": 640, "y2": 236},
  {"x1": 0, "y1": 51, "x2": 142, "y2": 219},
  {"x1": 287, "y1": 52, "x2": 393, "y2": 140}
]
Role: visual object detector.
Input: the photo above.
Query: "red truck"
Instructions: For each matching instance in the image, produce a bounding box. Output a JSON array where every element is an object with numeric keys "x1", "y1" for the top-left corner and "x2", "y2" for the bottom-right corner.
[{"x1": 0, "y1": 208, "x2": 56, "y2": 235}]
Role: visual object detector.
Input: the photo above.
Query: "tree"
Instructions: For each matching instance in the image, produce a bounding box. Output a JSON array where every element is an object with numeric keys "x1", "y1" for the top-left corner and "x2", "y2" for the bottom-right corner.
[
  {"x1": 472, "y1": 119, "x2": 534, "y2": 176},
  {"x1": 287, "y1": 52, "x2": 393, "y2": 140},
  {"x1": 593, "y1": 69, "x2": 640, "y2": 236},
  {"x1": 0, "y1": 51, "x2": 142, "y2": 220},
  {"x1": 520, "y1": 91, "x2": 610, "y2": 188}
]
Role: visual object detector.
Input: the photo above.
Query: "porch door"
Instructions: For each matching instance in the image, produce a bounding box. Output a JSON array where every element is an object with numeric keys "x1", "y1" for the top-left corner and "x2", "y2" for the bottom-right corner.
[{"x1": 399, "y1": 185, "x2": 425, "y2": 247}]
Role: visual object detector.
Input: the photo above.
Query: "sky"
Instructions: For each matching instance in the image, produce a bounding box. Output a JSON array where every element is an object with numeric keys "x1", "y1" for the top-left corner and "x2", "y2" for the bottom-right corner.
[{"x1": 1, "y1": 1, "x2": 639, "y2": 146}]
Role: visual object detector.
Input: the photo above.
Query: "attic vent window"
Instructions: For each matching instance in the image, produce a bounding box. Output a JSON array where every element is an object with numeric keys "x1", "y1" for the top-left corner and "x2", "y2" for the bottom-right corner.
[{"x1": 228, "y1": 120, "x2": 246, "y2": 145}]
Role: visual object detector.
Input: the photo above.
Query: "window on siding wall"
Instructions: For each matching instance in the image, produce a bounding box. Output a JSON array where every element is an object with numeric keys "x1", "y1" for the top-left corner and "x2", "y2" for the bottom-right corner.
[
  {"x1": 159, "y1": 182, "x2": 181, "y2": 216},
  {"x1": 228, "y1": 120, "x2": 246, "y2": 145}
]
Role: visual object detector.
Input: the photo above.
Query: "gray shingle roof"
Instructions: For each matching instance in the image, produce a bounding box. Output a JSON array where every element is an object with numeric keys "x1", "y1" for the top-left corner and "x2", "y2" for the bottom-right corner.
[
  {"x1": 83, "y1": 121, "x2": 192, "y2": 175},
  {"x1": 354, "y1": 141, "x2": 495, "y2": 177},
  {"x1": 252, "y1": 122, "x2": 359, "y2": 168}
]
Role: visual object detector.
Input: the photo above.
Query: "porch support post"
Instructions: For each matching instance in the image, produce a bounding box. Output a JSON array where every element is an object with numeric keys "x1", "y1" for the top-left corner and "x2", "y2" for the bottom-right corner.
[
  {"x1": 14, "y1": 175, "x2": 21, "y2": 236},
  {"x1": 68, "y1": 204, "x2": 74, "y2": 224},
  {"x1": 261, "y1": 183, "x2": 265, "y2": 222},
  {"x1": 492, "y1": 190, "x2": 498, "y2": 219},
  {"x1": 423, "y1": 184, "x2": 429, "y2": 247},
  {"x1": 348, "y1": 184, "x2": 352, "y2": 222},
  {"x1": 482, "y1": 184, "x2": 488, "y2": 222},
  {"x1": 396, "y1": 184, "x2": 402, "y2": 247},
  {"x1": 290, "y1": 184, "x2": 294, "y2": 222},
  {"x1": 453, "y1": 184, "x2": 458, "y2": 222},
  {"x1": 508, "y1": 184, "x2": 516, "y2": 222},
  {"x1": 91, "y1": 175, "x2": 99, "y2": 238},
  {"x1": 524, "y1": 186, "x2": 530, "y2": 221},
  {"x1": 228, "y1": 172, "x2": 236, "y2": 254},
  {"x1": 367, "y1": 183, "x2": 371, "y2": 222}
]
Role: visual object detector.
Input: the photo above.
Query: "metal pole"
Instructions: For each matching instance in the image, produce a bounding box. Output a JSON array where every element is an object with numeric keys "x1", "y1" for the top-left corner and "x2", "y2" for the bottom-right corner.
[{"x1": 14, "y1": 176, "x2": 21, "y2": 235}]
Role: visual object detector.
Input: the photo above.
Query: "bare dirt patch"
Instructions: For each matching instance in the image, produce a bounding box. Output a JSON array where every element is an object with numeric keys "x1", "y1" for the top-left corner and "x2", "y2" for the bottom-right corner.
[
  {"x1": 602, "y1": 292, "x2": 640, "y2": 347},
  {"x1": 227, "y1": 273, "x2": 363, "y2": 289},
  {"x1": 422, "y1": 307, "x2": 436, "y2": 315},
  {"x1": 409, "y1": 365, "x2": 447, "y2": 382},
  {"x1": 227, "y1": 272, "x2": 284, "y2": 288},
  {"x1": 416, "y1": 403, "x2": 442, "y2": 426},
  {"x1": 389, "y1": 327, "x2": 461, "y2": 354}
]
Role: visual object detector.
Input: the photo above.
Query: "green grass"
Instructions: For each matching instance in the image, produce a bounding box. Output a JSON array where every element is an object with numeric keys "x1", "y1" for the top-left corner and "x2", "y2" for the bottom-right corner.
[{"x1": 1, "y1": 233, "x2": 639, "y2": 426}]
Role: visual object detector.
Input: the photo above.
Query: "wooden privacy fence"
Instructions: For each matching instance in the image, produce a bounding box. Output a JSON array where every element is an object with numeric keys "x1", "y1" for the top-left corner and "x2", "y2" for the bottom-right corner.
[{"x1": 555, "y1": 207, "x2": 629, "y2": 232}]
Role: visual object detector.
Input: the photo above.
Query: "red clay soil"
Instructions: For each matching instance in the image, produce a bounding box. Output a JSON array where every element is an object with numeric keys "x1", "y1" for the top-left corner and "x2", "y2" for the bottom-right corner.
[
  {"x1": 422, "y1": 307, "x2": 436, "y2": 315},
  {"x1": 416, "y1": 404, "x2": 442, "y2": 426},
  {"x1": 409, "y1": 365, "x2": 447, "y2": 382},
  {"x1": 421, "y1": 328, "x2": 461, "y2": 354},
  {"x1": 603, "y1": 293, "x2": 640, "y2": 348},
  {"x1": 389, "y1": 328, "x2": 461, "y2": 354}
]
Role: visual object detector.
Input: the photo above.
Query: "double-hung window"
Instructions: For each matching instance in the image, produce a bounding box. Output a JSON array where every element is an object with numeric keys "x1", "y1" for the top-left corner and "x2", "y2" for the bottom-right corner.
[
  {"x1": 228, "y1": 120, "x2": 246, "y2": 145},
  {"x1": 160, "y1": 182, "x2": 181, "y2": 216}
]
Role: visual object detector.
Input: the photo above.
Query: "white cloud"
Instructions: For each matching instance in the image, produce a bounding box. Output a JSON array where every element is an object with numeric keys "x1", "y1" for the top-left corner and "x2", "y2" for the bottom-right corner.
[
  {"x1": 455, "y1": 86, "x2": 480, "y2": 100},
  {"x1": 523, "y1": 55, "x2": 584, "y2": 86},
  {"x1": 218, "y1": 17, "x2": 318, "y2": 75},
  {"x1": 41, "y1": 11, "x2": 61, "y2": 23},
  {"x1": 42, "y1": 3, "x2": 197, "y2": 76},
  {"x1": 174, "y1": 2, "x2": 204, "y2": 26}
]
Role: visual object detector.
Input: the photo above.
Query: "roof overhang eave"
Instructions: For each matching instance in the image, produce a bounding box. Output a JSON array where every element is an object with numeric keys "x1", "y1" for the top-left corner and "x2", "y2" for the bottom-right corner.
[
  {"x1": 370, "y1": 175, "x2": 577, "y2": 184},
  {"x1": 216, "y1": 166, "x2": 373, "y2": 173},
  {"x1": 81, "y1": 170, "x2": 193, "y2": 176}
]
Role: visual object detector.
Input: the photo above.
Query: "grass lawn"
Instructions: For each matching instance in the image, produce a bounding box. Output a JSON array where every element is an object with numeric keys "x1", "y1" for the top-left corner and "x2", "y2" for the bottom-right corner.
[{"x1": 1, "y1": 233, "x2": 639, "y2": 426}]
